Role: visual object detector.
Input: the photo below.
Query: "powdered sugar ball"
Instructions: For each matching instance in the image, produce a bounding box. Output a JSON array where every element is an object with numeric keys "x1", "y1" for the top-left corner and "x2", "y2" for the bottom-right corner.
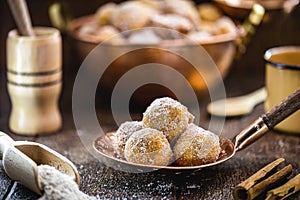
[
  {"x1": 163, "y1": 0, "x2": 200, "y2": 26},
  {"x1": 111, "y1": 1, "x2": 158, "y2": 31},
  {"x1": 150, "y1": 14, "x2": 194, "y2": 34},
  {"x1": 124, "y1": 128, "x2": 173, "y2": 166},
  {"x1": 142, "y1": 97, "x2": 194, "y2": 142},
  {"x1": 114, "y1": 121, "x2": 144, "y2": 158},
  {"x1": 173, "y1": 123, "x2": 221, "y2": 166},
  {"x1": 95, "y1": 2, "x2": 117, "y2": 25}
]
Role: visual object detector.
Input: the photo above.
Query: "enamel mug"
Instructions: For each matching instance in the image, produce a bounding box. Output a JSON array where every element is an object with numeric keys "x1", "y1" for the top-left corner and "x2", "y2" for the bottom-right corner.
[{"x1": 264, "y1": 46, "x2": 300, "y2": 134}]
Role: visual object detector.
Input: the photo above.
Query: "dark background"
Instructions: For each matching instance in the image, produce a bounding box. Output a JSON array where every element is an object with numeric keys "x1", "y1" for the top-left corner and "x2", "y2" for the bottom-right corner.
[{"x1": 1, "y1": 0, "x2": 300, "y2": 120}]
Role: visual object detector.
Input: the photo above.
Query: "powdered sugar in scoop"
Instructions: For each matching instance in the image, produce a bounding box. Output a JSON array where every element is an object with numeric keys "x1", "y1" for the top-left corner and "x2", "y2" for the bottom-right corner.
[{"x1": 38, "y1": 165, "x2": 96, "y2": 200}]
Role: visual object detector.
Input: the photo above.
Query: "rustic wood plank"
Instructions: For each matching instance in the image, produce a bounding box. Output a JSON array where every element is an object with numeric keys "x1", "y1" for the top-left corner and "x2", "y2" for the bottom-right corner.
[
  {"x1": 4, "y1": 182, "x2": 39, "y2": 200},
  {"x1": 78, "y1": 161, "x2": 177, "y2": 199},
  {"x1": 0, "y1": 161, "x2": 13, "y2": 199},
  {"x1": 2, "y1": 102, "x2": 300, "y2": 200}
]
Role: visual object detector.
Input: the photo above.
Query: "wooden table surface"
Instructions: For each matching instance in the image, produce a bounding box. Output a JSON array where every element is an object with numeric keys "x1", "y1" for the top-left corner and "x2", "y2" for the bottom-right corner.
[{"x1": 1, "y1": 1, "x2": 300, "y2": 200}]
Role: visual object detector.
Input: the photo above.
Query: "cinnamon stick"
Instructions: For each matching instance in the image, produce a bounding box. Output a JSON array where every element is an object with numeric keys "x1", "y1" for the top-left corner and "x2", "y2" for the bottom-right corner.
[
  {"x1": 266, "y1": 173, "x2": 300, "y2": 200},
  {"x1": 233, "y1": 158, "x2": 292, "y2": 200},
  {"x1": 248, "y1": 165, "x2": 292, "y2": 199}
]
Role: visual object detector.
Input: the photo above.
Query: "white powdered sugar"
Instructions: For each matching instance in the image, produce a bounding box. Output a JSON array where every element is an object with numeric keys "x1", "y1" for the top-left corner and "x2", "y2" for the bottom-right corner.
[
  {"x1": 38, "y1": 165, "x2": 96, "y2": 200},
  {"x1": 114, "y1": 121, "x2": 145, "y2": 158},
  {"x1": 142, "y1": 97, "x2": 194, "y2": 142},
  {"x1": 173, "y1": 123, "x2": 221, "y2": 166},
  {"x1": 128, "y1": 29, "x2": 162, "y2": 44},
  {"x1": 150, "y1": 14, "x2": 194, "y2": 33},
  {"x1": 124, "y1": 128, "x2": 173, "y2": 166}
]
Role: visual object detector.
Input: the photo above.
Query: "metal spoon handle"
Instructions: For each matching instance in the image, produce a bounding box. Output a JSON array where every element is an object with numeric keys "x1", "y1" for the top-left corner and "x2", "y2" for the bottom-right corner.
[
  {"x1": 233, "y1": 87, "x2": 300, "y2": 151},
  {"x1": 262, "y1": 87, "x2": 300, "y2": 129}
]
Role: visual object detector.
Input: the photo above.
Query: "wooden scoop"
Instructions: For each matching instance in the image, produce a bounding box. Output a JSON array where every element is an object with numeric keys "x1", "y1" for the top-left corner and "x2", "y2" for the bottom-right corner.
[
  {"x1": 0, "y1": 132, "x2": 80, "y2": 195},
  {"x1": 207, "y1": 87, "x2": 267, "y2": 117}
]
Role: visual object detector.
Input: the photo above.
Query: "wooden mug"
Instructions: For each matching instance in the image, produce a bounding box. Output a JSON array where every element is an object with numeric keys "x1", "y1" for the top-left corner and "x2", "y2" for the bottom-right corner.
[{"x1": 6, "y1": 27, "x2": 62, "y2": 135}]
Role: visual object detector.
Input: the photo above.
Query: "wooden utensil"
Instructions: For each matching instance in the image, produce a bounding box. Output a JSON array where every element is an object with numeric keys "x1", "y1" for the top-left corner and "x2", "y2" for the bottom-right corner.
[
  {"x1": 0, "y1": 132, "x2": 80, "y2": 195},
  {"x1": 207, "y1": 87, "x2": 267, "y2": 117},
  {"x1": 7, "y1": 0, "x2": 34, "y2": 36}
]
